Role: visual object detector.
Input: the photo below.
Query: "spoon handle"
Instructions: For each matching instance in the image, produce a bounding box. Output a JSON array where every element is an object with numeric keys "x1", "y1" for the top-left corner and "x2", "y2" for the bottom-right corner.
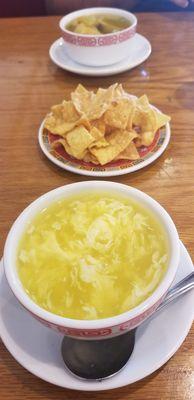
[{"x1": 157, "y1": 271, "x2": 194, "y2": 312}]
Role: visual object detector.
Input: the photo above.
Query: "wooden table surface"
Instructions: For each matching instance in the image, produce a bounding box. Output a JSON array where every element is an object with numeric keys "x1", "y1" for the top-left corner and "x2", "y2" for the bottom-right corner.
[{"x1": 0, "y1": 12, "x2": 194, "y2": 400}]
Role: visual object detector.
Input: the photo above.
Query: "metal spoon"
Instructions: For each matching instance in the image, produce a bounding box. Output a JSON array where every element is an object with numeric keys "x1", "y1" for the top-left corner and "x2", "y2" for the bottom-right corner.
[{"x1": 61, "y1": 272, "x2": 194, "y2": 381}]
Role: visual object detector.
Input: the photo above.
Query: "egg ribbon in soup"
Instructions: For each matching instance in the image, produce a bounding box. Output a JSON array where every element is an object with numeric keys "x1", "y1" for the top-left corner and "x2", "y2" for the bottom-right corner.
[{"x1": 17, "y1": 193, "x2": 168, "y2": 320}]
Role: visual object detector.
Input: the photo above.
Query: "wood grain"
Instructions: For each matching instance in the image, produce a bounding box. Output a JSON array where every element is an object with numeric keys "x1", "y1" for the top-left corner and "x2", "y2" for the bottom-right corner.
[{"x1": 0, "y1": 13, "x2": 194, "y2": 400}]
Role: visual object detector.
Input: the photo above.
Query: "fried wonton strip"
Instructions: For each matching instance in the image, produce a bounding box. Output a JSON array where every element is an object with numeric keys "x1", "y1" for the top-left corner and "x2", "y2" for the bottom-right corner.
[
  {"x1": 77, "y1": 116, "x2": 91, "y2": 131},
  {"x1": 44, "y1": 115, "x2": 76, "y2": 136},
  {"x1": 135, "y1": 131, "x2": 156, "y2": 147},
  {"x1": 60, "y1": 100, "x2": 80, "y2": 122},
  {"x1": 89, "y1": 138, "x2": 109, "y2": 149},
  {"x1": 155, "y1": 110, "x2": 171, "y2": 131},
  {"x1": 126, "y1": 99, "x2": 136, "y2": 130},
  {"x1": 44, "y1": 114, "x2": 91, "y2": 138},
  {"x1": 113, "y1": 83, "x2": 126, "y2": 100},
  {"x1": 133, "y1": 95, "x2": 170, "y2": 134},
  {"x1": 108, "y1": 129, "x2": 138, "y2": 147},
  {"x1": 72, "y1": 83, "x2": 120, "y2": 120},
  {"x1": 71, "y1": 84, "x2": 95, "y2": 116},
  {"x1": 88, "y1": 126, "x2": 108, "y2": 148},
  {"x1": 44, "y1": 100, "x2": 81, "y2": 136},
  {"x1": 89, "y1": 126, "x2": 104, "y2": 141},
  {"x1": 115, "y1": 141, "x2": 140, "y2": 160},
  {"x1": 83, "y1": 151, "x2": 99, "y2": 164},
  {"x1": 65, "y1": 125, "x2": 95, "y2": 158},
  {"x1": 51, "y1": 138, "x2": 87, "y2": 160},
  {"x1": 51, "y1": 139, "x2": 65, "y2": 150},
  {"x1": 133, "y1": 107, "x2": 157, "y2": 134},
  {"x1": 90, "y1": 129, "x2": 138, "y2": 165},
  {"x1": 136, "y1": 95, "x2": 150, "y2": 110},
  {"x1": 103, "y1": 98, "x2": 135, "y2": 130},
  {"x1": 91, "y1": 118, "x2": 106, "y2": 135}
]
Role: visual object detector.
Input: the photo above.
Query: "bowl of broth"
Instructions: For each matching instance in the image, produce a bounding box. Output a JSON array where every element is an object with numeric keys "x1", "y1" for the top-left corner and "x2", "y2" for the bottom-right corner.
[
  {"x1": 59, "y1": 8, "x2": 137, "y2": 67},
  {"x1": 4, "y1": 181, "x2": 180, "y2": 339}
]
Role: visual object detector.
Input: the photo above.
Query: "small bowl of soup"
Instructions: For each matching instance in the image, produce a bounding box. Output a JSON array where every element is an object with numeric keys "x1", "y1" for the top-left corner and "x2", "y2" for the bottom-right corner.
[
  {"x1": 4, "y1": 181, "x2": 180, "y2": 340},
  {"x1": 59, "y1": 8, "x2": 137, "y2": 67}
]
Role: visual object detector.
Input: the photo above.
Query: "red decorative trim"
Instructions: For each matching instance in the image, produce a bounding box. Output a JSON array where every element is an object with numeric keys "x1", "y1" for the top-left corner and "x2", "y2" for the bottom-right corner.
[
  {"x1": 117, "y1": 295, "x2": 166, "y2": 332},
  {"x1": 119, "y1": 28, "x2": 135, "y2": 42},
  {"x1": 57, "y1": 327, "x2": 112, "y2": 337},
  {"x1": 62, "y1": 26, "x2": 136, "y2": 47},
  {"x1": 9, "y1": 278, "x2": 165, "y2": 338},
  {"x1": 77, "y1": 36, "x2": 97, "y2": 46},
  {"x1": 27, "y1": 293, "x2": 165, "y2": 338},
  {"x1": 98, "y1": 34, "x2": 118, "y2": 46},
  {"x1": 31, "y1": 312, "x2": 112, "y2": 337}
]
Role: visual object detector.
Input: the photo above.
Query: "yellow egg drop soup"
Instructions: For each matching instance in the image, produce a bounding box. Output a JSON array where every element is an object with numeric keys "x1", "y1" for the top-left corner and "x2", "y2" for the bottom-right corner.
[{"x1": 17, "y1": 192, "x2": 168, "y2": 320}]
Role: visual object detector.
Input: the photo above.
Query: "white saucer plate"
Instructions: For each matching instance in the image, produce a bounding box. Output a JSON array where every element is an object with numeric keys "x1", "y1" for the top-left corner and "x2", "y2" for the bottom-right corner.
[
  {"x1": 49, "y1": 33, "x2": 151, "y2": 77},
  {"x1": 0, "y1": 241, "x2": 193, "y2": 391},
  {"x1": 38, "y1": 120, "x2": 171, "y2": 177}
]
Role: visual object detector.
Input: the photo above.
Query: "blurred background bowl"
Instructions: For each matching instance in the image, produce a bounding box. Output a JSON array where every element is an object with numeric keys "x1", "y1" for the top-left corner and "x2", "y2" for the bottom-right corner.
[{"x1": 59, "y1": 8, "x2": 137, "y2": 67}]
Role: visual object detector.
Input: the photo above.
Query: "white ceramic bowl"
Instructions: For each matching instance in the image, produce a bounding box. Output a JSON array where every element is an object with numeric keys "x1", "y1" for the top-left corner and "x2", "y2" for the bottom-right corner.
[
  {"x1": 59, "y1": 8, "x2": 137, "y2": 67},
  {"x1": 4, "y1": 181, "x2": 180, "y2": 339}
]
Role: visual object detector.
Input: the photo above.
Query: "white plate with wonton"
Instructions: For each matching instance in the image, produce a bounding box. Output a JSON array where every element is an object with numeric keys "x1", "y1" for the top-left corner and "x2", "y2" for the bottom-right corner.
[{"x1": 39, "y1": 83, "x2": 171, "y2": 177}]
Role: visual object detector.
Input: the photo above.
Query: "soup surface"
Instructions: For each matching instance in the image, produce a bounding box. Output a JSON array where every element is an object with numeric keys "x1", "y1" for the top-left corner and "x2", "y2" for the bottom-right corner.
[
  {"x1": 66, "y1": 14, "x2": 131, "y2": 35},
  {"x1": 17, "y1": 192, "x2": 168, "y2": 320}
]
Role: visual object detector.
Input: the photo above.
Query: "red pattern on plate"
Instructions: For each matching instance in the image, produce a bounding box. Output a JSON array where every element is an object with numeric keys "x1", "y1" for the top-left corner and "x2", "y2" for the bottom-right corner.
[
  {"x1": 48, "y1": 130, "x2": 160, "y2": 169},
  {"x1": 62, "y1": 27, "x2": 136, "y2": 47}
]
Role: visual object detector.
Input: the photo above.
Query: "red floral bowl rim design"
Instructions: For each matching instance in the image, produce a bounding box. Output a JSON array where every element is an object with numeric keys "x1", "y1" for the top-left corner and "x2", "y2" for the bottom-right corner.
[
  {"x1": 4, "y1": 181, "x2": 180, "y2": 333},
  {"x1": 59, "y1": 7, "x2": 137, "y2": 43},
  {"x1": 61, "y1": 27, "x2": 136, "y2": 48}
]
